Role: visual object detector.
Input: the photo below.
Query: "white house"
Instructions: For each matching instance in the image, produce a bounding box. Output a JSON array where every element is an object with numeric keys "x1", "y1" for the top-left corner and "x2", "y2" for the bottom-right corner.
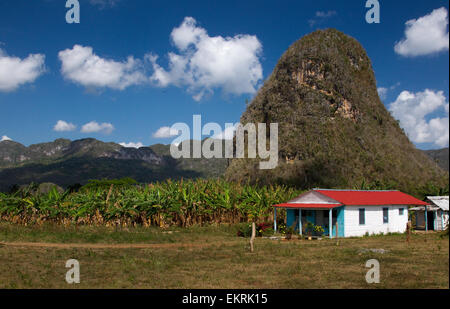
[
  {"x1": 411, "y1": 196, "x2": 449, "y2": 231},
  {"x1": 273, "y1": 189, "x2": 428, "y2": 238}
]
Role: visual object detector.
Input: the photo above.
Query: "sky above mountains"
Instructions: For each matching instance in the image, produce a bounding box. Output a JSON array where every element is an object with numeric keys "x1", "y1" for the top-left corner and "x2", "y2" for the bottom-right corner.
[{"x1": 0, "y1": 0, "x2": 448, "y2": 150}]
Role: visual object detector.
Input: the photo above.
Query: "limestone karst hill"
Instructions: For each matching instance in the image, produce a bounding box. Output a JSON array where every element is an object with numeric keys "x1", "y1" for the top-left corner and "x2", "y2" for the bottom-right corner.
[{"x1": 225, "y1": 29, "x2": 448, "y2": 192}]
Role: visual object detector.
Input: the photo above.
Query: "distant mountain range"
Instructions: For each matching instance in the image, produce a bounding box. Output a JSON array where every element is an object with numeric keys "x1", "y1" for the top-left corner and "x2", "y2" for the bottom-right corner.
[
  {"x1": 0, "y1": 138, "x2": 227, "y2": 191},
  {"x1": 0, "y1": 137, "x2": 447, "y2": 192},
  {"x1": 423, "y1": 148, "x2": 449, "y2": 172}
]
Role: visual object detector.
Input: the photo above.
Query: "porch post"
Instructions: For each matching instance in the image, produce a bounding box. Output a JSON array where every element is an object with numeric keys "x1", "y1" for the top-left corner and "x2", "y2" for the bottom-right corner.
[
  {"x1": 434, "y1": 210, "x2": 437, "y2": 230},
  {"x1": 415, "y1": 211, "x2": 417, "y2": 229},
  {"x1": 299, "y1": 209, "x2": 302, "y2": 236},
  {"x1": 425, "y1": 206, "x2": 428, "y2": 232},
  {"x1": 274, "y1": 207, "x2": 277, "y2": 233},
  {"x1": 329, "y1": 208, "x2": 333, "y2": 239},
  {"x1": 442, "y1": 211, "x2": 444, "y2": 231}
]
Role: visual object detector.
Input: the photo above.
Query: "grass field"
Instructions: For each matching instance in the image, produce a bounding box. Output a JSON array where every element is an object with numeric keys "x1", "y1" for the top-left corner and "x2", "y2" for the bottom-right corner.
[{"x1": 0, "y1": 222, "x2": 448, "y2": 289}]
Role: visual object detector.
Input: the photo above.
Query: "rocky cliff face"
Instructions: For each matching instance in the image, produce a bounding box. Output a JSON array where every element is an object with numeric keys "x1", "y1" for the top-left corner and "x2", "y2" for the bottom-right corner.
[
  {"x1": 0, "y1": 141, "x2": 29, "y2": 166},
  {"x1": 225, "y1": 29, "x2": 448, "y2": 192},
  {"x1": 112, "y1": 147, "x2": 163, "y2": 165}
]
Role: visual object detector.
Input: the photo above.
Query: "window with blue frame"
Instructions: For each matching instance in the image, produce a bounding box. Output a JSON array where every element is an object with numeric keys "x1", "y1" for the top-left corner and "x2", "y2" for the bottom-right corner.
[
  {"x1": 359, "y1": 208, "x2": 365, "y2": 225},
  {"x1": 383, "y1": 208, "x2": 389, "y2": 223},
  {"x1": 399, "y1": 208, "x2": 404, "y2": 216}
]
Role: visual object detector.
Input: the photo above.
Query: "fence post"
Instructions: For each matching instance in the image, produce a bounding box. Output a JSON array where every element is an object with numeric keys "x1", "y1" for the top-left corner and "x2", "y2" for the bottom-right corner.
[
  {"x1": 406, "y1": 221, "x2": 411, "y2": 244},
  {"x1": 250, "y1": 222, "x2": 256, "y2": 252}
]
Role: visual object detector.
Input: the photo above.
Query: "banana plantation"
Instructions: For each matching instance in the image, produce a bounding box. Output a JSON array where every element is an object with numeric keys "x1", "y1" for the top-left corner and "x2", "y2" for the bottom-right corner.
[{"x1": 0, "y1": 179, "x2": 300, "y2": 227}]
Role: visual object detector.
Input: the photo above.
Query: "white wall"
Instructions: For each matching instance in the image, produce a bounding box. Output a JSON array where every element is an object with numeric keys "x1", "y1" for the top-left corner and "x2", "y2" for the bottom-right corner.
[
  {"x1": 443, "y1": 212, "x2": 449, "y2": 230},
  {"x1": 442, "y1": 211, "x2": 448, "y2": 229},
  {"x1": 437, "y1": 210, "x2": 449, "y2": 231},
  {"x1": 344, "y1": 205, "x2": 409, "y2": 237}
]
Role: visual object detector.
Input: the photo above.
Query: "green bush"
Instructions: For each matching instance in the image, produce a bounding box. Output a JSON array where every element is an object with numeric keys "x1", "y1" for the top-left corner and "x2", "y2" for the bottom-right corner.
[{"x1": 237, "y1": 224, "x2": 253, "y2": 237}]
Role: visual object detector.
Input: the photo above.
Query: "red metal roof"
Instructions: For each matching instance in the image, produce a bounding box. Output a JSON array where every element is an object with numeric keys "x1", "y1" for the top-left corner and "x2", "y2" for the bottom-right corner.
[
  {"x1": 272, "y1": 190, "x2": 429, "y2": 208},
  {"x1": 273, "y1": 203, "x2": 342, "y2": 209},
  {"x1": 314, "y1": 189, "x2": 428, "y2": 206}
]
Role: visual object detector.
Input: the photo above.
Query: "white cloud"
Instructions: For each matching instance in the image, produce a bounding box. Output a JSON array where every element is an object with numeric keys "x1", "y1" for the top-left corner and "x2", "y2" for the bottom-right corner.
[
  {"x1": 81, "y1": 121, "x2": 114, "y2": 134},
  {"x1": 0, "y1": 135, "x2": 12, "y2": 142},
  {"x1": 389, "y1": 89, "x2": 449, "y2": 147},
  {"x1": 0, "y1": 49, "x2": 45, "y2": 92},
  {"x1": 58, "y1": 45, "x2": 146, "y2": 90},
  {"x1": 395, "y1": 7, "x2": 449, "y2": 57},
  {"x1": 377, "y1": 87, "x2": 388, "y2": 100},
  {"x1": 148, "y1": 17, "x2": 263, "y2": 101},
  {"x1": 53, "y1": 120, "x2": 76, "y2": 132},
  {"x1": 309, "y1": 10, "x2": 337, "y2": 27},
  {"x1": 377, "y1": 83, "x2": 400, "y2": 100},
  {"x1": 152, "y1": 126, "x2": 180, "y2": 138},
  {"x1": 119, "y1": 142, "x2": 144, "y2": 148}
]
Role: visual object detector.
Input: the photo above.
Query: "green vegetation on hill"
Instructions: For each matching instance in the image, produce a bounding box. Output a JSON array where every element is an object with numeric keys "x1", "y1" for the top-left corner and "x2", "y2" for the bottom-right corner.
[
  {"x1": 225, "y1": 29, "x2": 448, "y2": 193},
  {"x1": 149, "y1": 141, "x2": 228, "y2": 179},
  {"x1": 0, "y1": 156, "x2": 204, "y2": 192},
  {"x1": 0, "y1": 139, "x2": 228, "y2": 191}
]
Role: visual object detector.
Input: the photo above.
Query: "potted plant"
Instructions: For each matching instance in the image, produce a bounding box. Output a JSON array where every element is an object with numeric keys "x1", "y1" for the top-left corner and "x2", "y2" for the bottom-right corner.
[
  {"x1": 313, "y1": 225, "x2": 325, "y2": 237},
  {"x1": 278, "y1": 222, "x2": 286, "y2": 235},
  {"x1": 285, "y1": 226, "x2": 295, "y2": 240},
  {"x1": 305, "y1": 221, "x2": 314, "y2": 237}
]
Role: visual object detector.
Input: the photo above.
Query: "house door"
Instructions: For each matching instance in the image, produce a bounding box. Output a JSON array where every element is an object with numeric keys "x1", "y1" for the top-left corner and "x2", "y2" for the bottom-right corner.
[{"x1": 427, "y1": 211, "x2": 435, "y2": 230}]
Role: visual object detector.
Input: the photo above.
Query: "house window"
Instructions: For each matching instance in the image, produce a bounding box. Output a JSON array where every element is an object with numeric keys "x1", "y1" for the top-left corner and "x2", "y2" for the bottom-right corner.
[
  {"x1": 399, "y1": 208, "x2": 404, "y2": 216},
  {"x1": 383, "y1": 208, "x2": 389, "y2": 224},
  {"x1": 359, "y1": 208, "x2": 365, "y2": 225}
]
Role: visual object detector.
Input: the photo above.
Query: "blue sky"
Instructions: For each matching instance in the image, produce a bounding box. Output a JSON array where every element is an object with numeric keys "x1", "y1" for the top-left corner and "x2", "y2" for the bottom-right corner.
[{"x1": 0, "y1": 0, "x2": 448, "y2": 149}]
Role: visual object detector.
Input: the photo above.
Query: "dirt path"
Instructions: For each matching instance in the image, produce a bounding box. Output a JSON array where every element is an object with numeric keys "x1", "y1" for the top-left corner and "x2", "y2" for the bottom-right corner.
[{"x1": 0, "y1": 241, "x2": 241, "y2": 250}]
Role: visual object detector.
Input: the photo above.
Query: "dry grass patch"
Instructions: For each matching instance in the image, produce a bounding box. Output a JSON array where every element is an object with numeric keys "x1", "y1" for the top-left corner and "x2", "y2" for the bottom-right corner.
[{"x1": 0, "y1": 225, "x2": 447, "y2": 289}]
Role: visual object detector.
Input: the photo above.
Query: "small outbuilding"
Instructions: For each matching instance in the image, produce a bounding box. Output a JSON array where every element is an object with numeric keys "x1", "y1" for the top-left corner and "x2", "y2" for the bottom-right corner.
[
  {"x1": 273, "y1": 189, "x2": 428, "y2": 238},
  {"x1": 411, "y1": 196, "x2": 449, "y2": 231}
]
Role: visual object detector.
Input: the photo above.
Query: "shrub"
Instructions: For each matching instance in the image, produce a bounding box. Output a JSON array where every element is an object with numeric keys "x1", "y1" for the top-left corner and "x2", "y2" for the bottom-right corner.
[
  {"x1": 261, "y1": 227, "x2": 274, "y2": 236},
  {"x1": 237, "y1": 222, "x2": 275, "y2": 237},
  {"x1": 237, "y1": 224, "x2": 253, "y2": 238},
  {"x1": 277, "y1": 222, "x2": 287, "y2": 235}
]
